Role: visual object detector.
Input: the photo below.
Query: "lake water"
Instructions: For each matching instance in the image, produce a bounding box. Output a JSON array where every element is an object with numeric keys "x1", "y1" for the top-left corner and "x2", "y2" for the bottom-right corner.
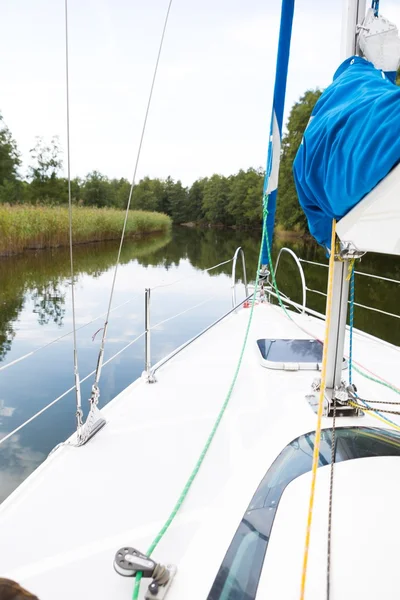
[{"x1": 0, "y1": 226, "x2": 399, "y2": 502}]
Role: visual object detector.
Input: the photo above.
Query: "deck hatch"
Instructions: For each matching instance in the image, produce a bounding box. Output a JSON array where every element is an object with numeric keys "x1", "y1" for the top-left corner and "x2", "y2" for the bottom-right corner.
[{"x1": 256, "y1": 338, "x2": 323, "y2": 370}]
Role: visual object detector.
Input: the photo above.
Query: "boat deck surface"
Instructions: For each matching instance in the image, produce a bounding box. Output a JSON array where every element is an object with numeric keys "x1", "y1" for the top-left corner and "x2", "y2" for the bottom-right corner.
[{"x1": 0, "y1": 302, "x2": 399, "y2": 599}]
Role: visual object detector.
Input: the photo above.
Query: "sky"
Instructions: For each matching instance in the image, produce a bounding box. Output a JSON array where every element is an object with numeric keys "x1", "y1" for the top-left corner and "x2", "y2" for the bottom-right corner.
[{"x1": 1, "y1": 0, "x2": 400, "y2": 186}]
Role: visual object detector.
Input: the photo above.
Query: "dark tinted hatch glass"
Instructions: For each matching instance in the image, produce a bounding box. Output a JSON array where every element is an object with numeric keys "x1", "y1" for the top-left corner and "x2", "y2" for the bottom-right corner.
[{"x1": 208, "y1": 427, "x2": 400, "y2": 600}]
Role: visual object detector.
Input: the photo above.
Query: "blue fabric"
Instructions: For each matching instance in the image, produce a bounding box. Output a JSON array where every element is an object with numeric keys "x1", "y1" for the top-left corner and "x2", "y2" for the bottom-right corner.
[
  {"x1": 261, "y1": 0, "x2": 295, "y2": 265},
  {"x1": 293, "y1": 56, "x2": 400, "y2": 248}
]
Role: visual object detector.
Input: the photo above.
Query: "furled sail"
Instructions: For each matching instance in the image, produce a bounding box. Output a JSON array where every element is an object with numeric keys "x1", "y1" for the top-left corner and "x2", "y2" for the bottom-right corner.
[{"x1": 294, "y1": 55, "x2": 400, "y2": 248}]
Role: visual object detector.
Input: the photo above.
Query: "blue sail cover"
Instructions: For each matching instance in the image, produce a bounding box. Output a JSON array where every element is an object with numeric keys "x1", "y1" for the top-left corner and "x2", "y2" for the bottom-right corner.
[{"x1": 293, "y1": 56, "x2": 400, "y2": 248}]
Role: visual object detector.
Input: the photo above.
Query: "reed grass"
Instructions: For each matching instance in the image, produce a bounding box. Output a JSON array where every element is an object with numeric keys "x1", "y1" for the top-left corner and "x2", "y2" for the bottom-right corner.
[{"x1": 0, "y1": 205, "x2": 172, "y2": 255}]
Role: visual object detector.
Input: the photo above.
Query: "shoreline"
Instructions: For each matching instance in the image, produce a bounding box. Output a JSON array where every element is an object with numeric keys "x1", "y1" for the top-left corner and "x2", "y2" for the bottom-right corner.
[
  {"x1": 0, "y1": 228, "x2": 169, "y2": 258},
  {"x1": 0, "y1": 205, "x2": 171, "y2": 257}
]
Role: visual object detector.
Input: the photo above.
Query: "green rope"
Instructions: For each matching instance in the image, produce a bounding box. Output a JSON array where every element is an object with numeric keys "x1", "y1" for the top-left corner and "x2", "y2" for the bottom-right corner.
[
  {"x1": 262, "y1": 200, "x2": 291, "y2": 318},
  {"x1": 132, "y1": 204, "x2": 269, "y2": 599},
  {"x1": 353, "y1": 363, "x2": 400, "y2": 395}
]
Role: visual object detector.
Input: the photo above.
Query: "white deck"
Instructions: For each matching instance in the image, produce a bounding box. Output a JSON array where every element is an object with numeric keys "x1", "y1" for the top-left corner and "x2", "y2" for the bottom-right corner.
[{"x1": 0, "y1": 301, "x2": 399, "y2": 599}]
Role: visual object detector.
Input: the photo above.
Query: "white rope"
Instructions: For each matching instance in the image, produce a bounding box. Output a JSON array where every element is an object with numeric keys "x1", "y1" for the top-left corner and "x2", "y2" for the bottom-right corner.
[
  {"x1": 0, "y1": 331, "x2": 146, "y2": 447},
  {"x1": 88, "y1": 0, "x2": 173, "y2": 400},
  {"x1": 0, "y1": 294, "x2": 140, "y2": 374},
  {"x1": 64, "y1": 0, "x2": 83, "y2": 433},
  {"x1": 151, "y1": 258, "x2": 233, "y2": 291}
]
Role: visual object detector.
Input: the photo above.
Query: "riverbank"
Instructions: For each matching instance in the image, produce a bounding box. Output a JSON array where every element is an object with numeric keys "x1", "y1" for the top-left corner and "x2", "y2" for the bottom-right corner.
[
  {"x1": 0, "y1": 205, "x2": 171, "y2": 255},
  {"x1": 180, "y1": 221, "x2": 307, "y2": 239}
]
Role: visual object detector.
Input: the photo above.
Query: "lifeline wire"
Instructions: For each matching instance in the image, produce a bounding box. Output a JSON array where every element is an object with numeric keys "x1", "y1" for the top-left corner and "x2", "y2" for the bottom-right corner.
[
  {"x1": 90, "y1": 0, "x2": 173, "y2": 400},
  {"x1": 64, "y1": 0, "x2": 83, "y2": 433}
]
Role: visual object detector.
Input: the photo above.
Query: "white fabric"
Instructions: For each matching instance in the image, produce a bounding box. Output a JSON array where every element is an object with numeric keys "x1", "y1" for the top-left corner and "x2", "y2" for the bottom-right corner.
[{"x1": 358, "y1": 8, "x2": 400, "y2": 72}]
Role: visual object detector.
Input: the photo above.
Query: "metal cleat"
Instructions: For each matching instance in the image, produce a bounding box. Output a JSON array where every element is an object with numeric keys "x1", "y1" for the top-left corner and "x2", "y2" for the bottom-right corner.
[{"x1": 145, "y1": 565, "x2": 177, "y2": 599}]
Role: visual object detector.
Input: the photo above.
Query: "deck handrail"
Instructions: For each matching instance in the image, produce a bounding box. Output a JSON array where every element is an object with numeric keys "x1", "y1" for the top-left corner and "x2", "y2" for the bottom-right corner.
[
  {"x1": 274, "y1": 247, "x2": 307, "y2": 313},
  {"x1": 231, "y1": 247, "x2": 248, "y2": 310},
  {"x1": 275, "y1": 248, "x2": 400, "y2": 321}
]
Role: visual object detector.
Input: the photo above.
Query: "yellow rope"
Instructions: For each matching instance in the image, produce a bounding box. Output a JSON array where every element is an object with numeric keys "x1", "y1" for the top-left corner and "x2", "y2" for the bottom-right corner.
[
  {"x1": 299, "y1": 219, "x2": 336, "y2": 600},
  {"x1": 348, "y1": 401, "x2": 400, "y2": 432}
]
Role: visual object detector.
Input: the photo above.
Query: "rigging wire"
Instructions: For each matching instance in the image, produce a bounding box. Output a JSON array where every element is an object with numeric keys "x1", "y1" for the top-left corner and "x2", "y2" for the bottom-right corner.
[
  {"x1": 88, "y1": 0, "x2": 173, "y2": 410},
  {"x1": 64, "y1": 0, "x2": 83, "y2": 435}
]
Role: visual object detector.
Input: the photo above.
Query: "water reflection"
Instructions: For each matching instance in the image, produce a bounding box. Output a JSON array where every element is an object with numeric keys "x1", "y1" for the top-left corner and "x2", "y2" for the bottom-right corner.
[{"x1": 0, "y1": 226, "x2": 399, "y2": 502}]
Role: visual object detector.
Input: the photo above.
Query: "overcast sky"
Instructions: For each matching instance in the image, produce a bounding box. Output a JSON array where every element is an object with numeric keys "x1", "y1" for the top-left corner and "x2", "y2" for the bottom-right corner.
[{"x1": 1, "y1": 1, "x2": 400, "y2": 185}]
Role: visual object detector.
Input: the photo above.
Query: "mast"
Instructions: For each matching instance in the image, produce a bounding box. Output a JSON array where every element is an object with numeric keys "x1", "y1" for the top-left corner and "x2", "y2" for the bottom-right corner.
[{"x1": 324, "y1": 0, "x2": 366, "y2": 404}]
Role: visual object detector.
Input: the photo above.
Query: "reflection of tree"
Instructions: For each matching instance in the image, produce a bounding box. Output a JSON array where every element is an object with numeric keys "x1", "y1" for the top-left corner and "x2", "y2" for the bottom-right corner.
[
  {"x1": 0, "y1": 226, "x2": 399, "y2": 361},
  {"x1": 32, "y1": 283, "x2": 66, "y2": 326},
  {"x1": 0, "y1": 231, "x2": 172, "y2": 362}
]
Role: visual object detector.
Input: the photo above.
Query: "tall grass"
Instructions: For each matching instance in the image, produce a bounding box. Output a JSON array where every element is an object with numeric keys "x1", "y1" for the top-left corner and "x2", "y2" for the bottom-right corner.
[{"x1": 0, "y1": 205, "x2": 171, "y2": 255}]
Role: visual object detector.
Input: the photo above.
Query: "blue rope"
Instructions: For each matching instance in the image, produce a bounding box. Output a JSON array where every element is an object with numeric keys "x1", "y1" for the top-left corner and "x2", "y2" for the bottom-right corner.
[
  {"x1": 349, "y1": 266, "x2": 355, "y2": 386},
  {"x1": 372, "y1": 0, "x2": 379, "y2": 16},
  {"x1": 356, "y1": 395, "x2": 400, "y2": 428}
]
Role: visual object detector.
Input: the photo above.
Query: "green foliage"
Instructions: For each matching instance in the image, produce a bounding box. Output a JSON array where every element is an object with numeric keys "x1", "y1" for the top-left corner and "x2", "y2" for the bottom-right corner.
[
  {"x1": 164, "y1": 177, "x2": 188, "y2": 224},
  {"x1": 131, "y1": 176, "x2": 164, "y2": 212},
  {"x1": 202, "y1": 174, "x2": 232, "y2": 225},
  {"x1": 0, "y1": 114, "x2": 20, "y2": 184},
  {"x1": 276, "y1": 89, "x2": 322, "y2": 232},
  {"x1": 0, "y1": 205, "x2": 171, "y2": 254},
  {"x1": 28, "y1": 136, "x2": 67, "y2": 204},
  {"x1": 82, "y1": 171, "x2": 114, "y2": 207},
  {"x1": 187, "y1": 178, "x2": 207, "y2": 222},
  {"x1": 227, "y1": 168, "x2": 263, "y2": 227},
  {"x1": 0, "y1": 113, "x2": 21, "y2": 203}
]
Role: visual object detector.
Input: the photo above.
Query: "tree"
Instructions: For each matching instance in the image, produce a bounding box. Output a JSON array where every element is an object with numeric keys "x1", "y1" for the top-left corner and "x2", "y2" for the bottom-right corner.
[
  {"x1": 131, "y1": 177, "x2": 164, "y2": 212},
  {"x1": 28, "y1": 136, "x2": 67, "y2": 203},
  {"x1": 276, "y1": 89, "x2": 322, "y2": 232},
  {"x1": 0, "y1": 113, "x2": 20, "y2": 185},
  {"x1": 202, "y1": 174, "x2": 232, "y2": 225},
  {"x1": 0, "y1": 113, "x2": 21, "y2": 203},
  {"x1": 187, "y1": 178, "x2": 207, "y2": 222},
  {"x1": 167, "y1": 179, "x2": 188, "y2": 223},
  {"x1": 82, "y1": 171, "x2": 113, "y2": 207},
  {"x1": 110, "y1": 178, "x2": 131, "y2": 209},
  {"x1": 227, "y1": 168, "x2": 263, "y2": 228}
]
